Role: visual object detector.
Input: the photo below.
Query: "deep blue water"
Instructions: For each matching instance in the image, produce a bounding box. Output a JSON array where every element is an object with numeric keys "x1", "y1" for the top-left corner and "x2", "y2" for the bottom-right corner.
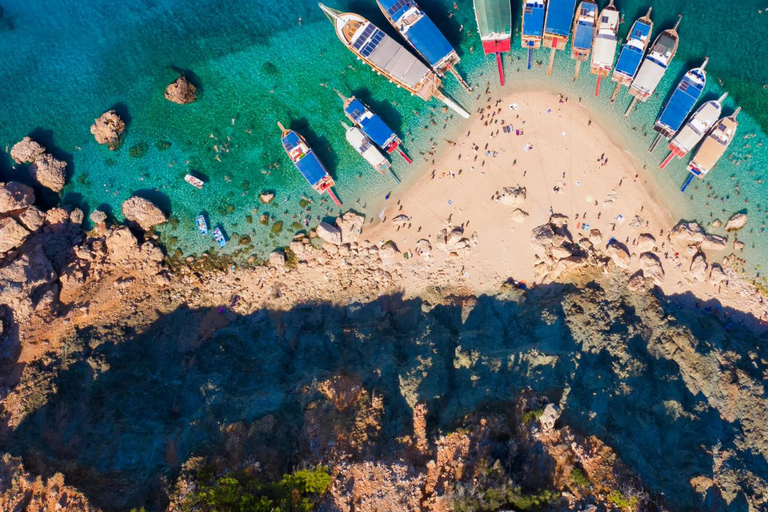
[{"x1": 1, "y1": 0, "x2": 767, "y2": 278}]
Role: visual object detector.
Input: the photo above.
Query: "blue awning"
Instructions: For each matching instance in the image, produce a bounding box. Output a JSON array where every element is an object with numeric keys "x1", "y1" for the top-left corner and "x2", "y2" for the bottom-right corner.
[
  {"x1": 344, "y1": 99, "x2": 368, "y2": 123},
  {"x1": 281, "y1": 131, "x2": 302, "y2": 152},
  {"x1": 523, "y1": 4, "x2": 545, "y2": 38},
  {"x1": 378, "y1": 0, "x2": 413, "y2": 22},
  {"x1": 544, "y1": 0, "x2": 577, "y2": 37},
  {"x1": 657, "y1": 75, "x2": 705, "y2": 133},
  {"x1": 573, "y1": 21, "x2": 594, "y2": 49},
  {"x1": 295, "y1": 152, "x2": 328, "y2": 187},
  {"x1": 360, "y1": 115, "x2": 397, "y2": 148},
  {"x1": 615, "y1": 47, "x2": 643, "y2": 77},
  {"x1": 405, "y1": 17, "x2": 454, "y2": 67}
]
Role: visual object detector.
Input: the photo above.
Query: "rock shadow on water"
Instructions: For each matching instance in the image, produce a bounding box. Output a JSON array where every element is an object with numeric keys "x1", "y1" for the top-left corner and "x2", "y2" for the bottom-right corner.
[
  {"x1": 131, "y1": 189, "x2": 172, "y2": 216},
  {"x1": 4, "y1": 283, "x2": 768, "y2": 511},
  {"x1": 350, "y1": 87, "x2": 404, "y2": 134},
  {"x1": 167, "y1": 66, "x2": 203, "y2": 97}
]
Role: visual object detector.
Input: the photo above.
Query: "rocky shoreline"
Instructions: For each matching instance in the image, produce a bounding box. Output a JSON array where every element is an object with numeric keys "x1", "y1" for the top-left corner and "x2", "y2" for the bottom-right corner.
[{"x1": 1, "y1": 180, "x2": 768, "y2": 511}]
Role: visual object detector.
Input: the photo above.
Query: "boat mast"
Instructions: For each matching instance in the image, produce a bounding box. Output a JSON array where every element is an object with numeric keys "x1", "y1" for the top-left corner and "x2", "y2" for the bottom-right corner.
[{"x1": 435, "y1": 90, "x2": 471, "y2": 119}]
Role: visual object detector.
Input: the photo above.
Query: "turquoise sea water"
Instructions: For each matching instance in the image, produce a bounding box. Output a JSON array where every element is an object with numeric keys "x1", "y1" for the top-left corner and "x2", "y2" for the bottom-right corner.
[{"x1": 1, "y1": 0, "x2": 767, "y2": 275}]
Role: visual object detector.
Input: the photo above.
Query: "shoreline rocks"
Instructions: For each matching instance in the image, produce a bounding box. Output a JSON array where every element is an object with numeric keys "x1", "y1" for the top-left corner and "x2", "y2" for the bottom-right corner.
[
  {"x1": 121, "y1": 196, "x2": 167, "y2": 231},
  {"x1": 0, "y1": 182, "x2": 35, "y2": 214},
  {"x1": 725, "y1": 213, "x2": 748, "y2": 232},
  {"x1": 28, "y1": 153, "x2": 67, "y2": 192},
  {"x1": 10, "y1": 137, "x2": 46, "y2": 164},
  {"x1": 165, "y1": 76, "x2": 198, "y2": 104},
  {"x1": 91, "y1": 110, "x2": 125, "y2": 149}
]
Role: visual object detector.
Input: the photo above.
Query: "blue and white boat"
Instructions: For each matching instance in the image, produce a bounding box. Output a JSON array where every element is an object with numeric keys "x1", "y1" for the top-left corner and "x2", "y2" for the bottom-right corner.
[
  {"x1": 521, "y1": 0, "x2": 546, "y2": 70},
  {"x1": 649, "y1": 59, "x2": 708, "y2": 152},
  {"x1": 610, "y1": 8, "x2": 653, "y2": 104},
  {"x1": 278, "y1": 122, "x2": 342, "y2": 207},
  {"x1": 337, "y1": 90, "x2": 412, "y2": 164},
  {"x1": 570, "y1": 1, "x2": 598, "y2": 80},
  {"x1": 542, "y1": 0, "x2": 578, "y2": 75},
  {"x1": 212, "y1": 227, "x2": 227, "y2": 248},
  {"x1": 196, "y1": 214, "x2": 208, "y2": 235},
  {"x1": 682, "y1": 108, "x2": 741, "y2": 191},
  {"x1": 660, "y1": 92, "x2": 727, "y2": 170},
  {"x1": 377, "y1": 0, "x2": 471, "y2": 92},
  {"x1": 625, "y1": 16, "x2": 682, "y2": 118}
]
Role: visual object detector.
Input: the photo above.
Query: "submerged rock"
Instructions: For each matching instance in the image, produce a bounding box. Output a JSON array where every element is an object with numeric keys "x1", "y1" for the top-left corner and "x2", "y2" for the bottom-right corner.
[
  {"x1": 10, "y1": 137, "x2": 46, "y2": 164},
  {"x1": 90, "y1": 110, "x2": 125, "y2": 149},
  {"x1": 0, "y1": 182, "x2": 35, "y2": 213},
  {"x1": 259, "y1": 192, "x2": 275, "y2": 204},
  {"x1": 28, "y1": 153, "x2": 67, "y2": 192},
  {"x1": 165, "y1": 76, "x2": 198, "y2": 104},
  {"x1": 121, "y1": 196, "x2": 167, "y2": 230}
]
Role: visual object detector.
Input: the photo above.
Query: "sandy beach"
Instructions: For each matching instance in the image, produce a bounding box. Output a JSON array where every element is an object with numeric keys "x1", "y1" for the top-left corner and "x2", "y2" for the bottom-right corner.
[{"x1": 361, "y1": 90, "x2": 766, "y2": 322}]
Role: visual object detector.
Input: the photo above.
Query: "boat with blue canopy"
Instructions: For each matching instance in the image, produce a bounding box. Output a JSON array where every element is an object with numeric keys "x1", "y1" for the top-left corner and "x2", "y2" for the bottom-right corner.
[
  {"x1": 543, "y1": 0, "x2": 578, "y2": 75},
  {"x1": 660, "y1": 92, "x2": 727, "y2": 170},
  {"x1": 610, "y1": 8, "x2": 653, "y2": 104},
  {"x1": 278, "y1": 122, "x2": 342, "y2": 207},
  {"x1": 649, "y1": 58, "x2": 708, "y2": 152},
  {"x1": 682, "y1": 108, "x2": 741, "y2": 192},
  {"x1": 625, "y1": 16, "x2": 682, "y2": 118},
  {"x1": 521, "y1": 0, "x2": 546, "y2": 70},
  {"x1": 336, "y1": 90, "x2": 412, "y2": 164},
  {"x1": 570, "y1": 1, "x2": 598, "y2": 80},
  {"x1": 590, "y1": 0, "x2": 619, "y2": 95},
  {"x1": 472, "y1": 0, "x2": 512, "y2": 85},
  {"x1": 377, "y1": 0, "x2": 471, "y2": 92}
]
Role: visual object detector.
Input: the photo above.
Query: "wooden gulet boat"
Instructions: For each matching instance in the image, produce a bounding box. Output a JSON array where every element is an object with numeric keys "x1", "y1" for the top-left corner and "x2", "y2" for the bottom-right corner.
[
  {"x1": 681, "y1": 108, "x2": 741, "y2": 192},
  {"x1": 521, "y1": 0, "x2": 547, "y2": 70},
  {"x1": 377, "y1": 0, "x2": 471, "y2": 92},
  {"x1": 319, "y1": 3, "x2": 470, "y2": 119},
  {"x1": 659, "y1": 92, "x2": 727, "y2": 170},
  {"x1": 609, "y1": 8, "x2": 653, "y2": 104},
  {"x1": 473, "y1": 0, "x2": 512, "y2": 85},
  {"x1": 542, "y1": 0, "x2": 578, "y2": 76},
  {"x1": 624, "y1": 15, "x2": 682, "y2": 119},
  {"x1": 570, "y1": 1, "x2": 598, "y2": 81},
  {"x1": 590, "y1": 0, "x2": 620, "y2": 95}
]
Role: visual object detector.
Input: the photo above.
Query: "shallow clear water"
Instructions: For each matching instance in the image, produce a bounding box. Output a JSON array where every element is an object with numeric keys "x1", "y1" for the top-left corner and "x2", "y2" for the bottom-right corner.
[{"x1": 1, "y1": 0, "x2": 767, "y2": 276}]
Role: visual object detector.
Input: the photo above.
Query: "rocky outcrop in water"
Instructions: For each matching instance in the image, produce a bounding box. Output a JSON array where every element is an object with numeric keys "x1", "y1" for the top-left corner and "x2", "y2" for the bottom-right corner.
[
  {"x1": 0, "y1": 182, "x2": 35, "y2": 214},
  {"x1": 164, "y1": 76, "x2": 197, "y2": 104},
  {"x1": 121, "y1": 196, "x2": 167, "y2": 231},
  {"x1": 90, "y1": 110, "x2": 125, "y2": 149},
  {"x1": 10, "y1": 137, "x2": 46, "y2": 164},
  {"x1": 724, "y1": 213, "x2": 748, "y2": 232},
  {"x1": 28, "y1": 153, "x2": 67, "y2": 192}
]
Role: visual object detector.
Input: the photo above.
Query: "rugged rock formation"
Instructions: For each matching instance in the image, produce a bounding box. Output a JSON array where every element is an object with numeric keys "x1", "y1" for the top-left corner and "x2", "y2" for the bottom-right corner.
[
  {"x1": 670, "y1": 221, "x2": 728, "y2": 251},
  {"x1": 0, "y1": 218, "x2": 30, "y2": 254},
  {"x1": 316, "y1": 222, "x2": 342, "y2": 245},
  {"x1": 9, "y1": 137, "x2": 46, "y2": 164},
  {"x1": 121, "y1": 196, "x2": 167, "y2": 230},
  {"x1": 493, "y1": 186, "x2": 527, "y2": 206},
  {"x1": 28, "y1": 153, "x2": 67, "y2": 192},
  {"x1": 164, "y1": 76, "x2": 198, "y2": 104},
  {"x1": 90, "y1": 110, "x2": 125, "y2": 149},
  {"x1": 0, "y1": 181, "x2": 35, "y2": 213}
]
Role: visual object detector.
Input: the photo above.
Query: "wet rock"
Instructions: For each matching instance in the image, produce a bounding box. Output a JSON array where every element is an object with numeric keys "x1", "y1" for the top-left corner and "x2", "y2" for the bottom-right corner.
[
  {"x1": 10, "y1": 137, "x2": 46, "y2": 164},
  {"x1": 90, "y1": 110, "x2": 125, "y2": 149},
  {"x1": 0, "y1": 182, "x2": 35, "y2": 213},
  {"x1": 493, "y1": 186, "x2": 526, "y2": 206},
  {"x1": 89, "y1": 209, "x2": 108, "y2": 225},
  {"x1": 28, "y1": 153, "x2": 67, "y2": 192},
  {"x1": 724, "y1": 213, "x2": 748, "y2": 232},
  {"x1": 121, "y1": 196, "x2": 167, "y2": 230},
  {"x1": 0, "y1": 217, "x2": 30, "y2": 253},
  {"x1": 511, "y1": 208, "x2": 529, "y2": 223},
  {"x1": 711, "y1": 219, "x2": 722, "y2": 229},
  {"x1": 69, "y1": 208, "x2": 84, "y2": 225},
  {"x1": 17, "y1": 206, "x2": 45, "y2": 232},
  {"x1": 637, "y1": 233, "x2": 656, "y2": 252},
  {"x1": 164, "y1": 76, "x2": 198, "y2": 104},
  {"x1": 259, "y1": 192, "x2": 275, "y2": 204},
  {"x1": 316, "y1": 222, "x2": 342, "y2": 245},
  {"x1": 734, "y1": 240, "x2": 745, "y2": 251}
]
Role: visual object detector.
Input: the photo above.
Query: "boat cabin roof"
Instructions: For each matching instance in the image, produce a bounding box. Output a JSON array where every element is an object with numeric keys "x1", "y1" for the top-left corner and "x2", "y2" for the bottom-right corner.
[
  {"x1": 295, "y1": 151, "x2": 329, "y2": 187},
  {"x1": 379, "y1": 0, "x2": 416, "y2": 22},
  {"x1": 544, "y1": 0, "x2": 578, "y2": 37},
  {"x1": 405, "y1": 16, "x2": 454, "y2": 66},
  {"x1": 522, "y1": 2, "x2": 545, "y2": 38},
  {"x1": 657, "y1": 74, "x2": 705, "y2": 132},
  {"x1": 473, "y1": 0, "x2": 512, "y2": 37}
]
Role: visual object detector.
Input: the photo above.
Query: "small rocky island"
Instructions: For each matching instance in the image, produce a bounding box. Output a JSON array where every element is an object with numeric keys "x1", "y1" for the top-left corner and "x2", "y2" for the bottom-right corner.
[
  {"x1": 164, "y1": 75, "x2": 197, "y2": 105},
  {"x1": 90, "y1": 110, "x2": 125, "y2": 150}
]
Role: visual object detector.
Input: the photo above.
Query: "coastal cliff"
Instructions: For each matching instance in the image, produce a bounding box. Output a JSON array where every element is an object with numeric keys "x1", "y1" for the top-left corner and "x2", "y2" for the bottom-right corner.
[{"x1": 1, "y1": 191, "x2": 767, "y2": 511}]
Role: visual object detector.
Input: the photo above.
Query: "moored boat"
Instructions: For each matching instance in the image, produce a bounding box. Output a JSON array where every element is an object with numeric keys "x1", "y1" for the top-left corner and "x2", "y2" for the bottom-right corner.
[
  {"x1": 625, "y1": 16, "x2": 682, "y2": 118},
  {"x1": 590, "y1": 0, "x2": 620, "y2": 95},
  {"x1": 278, "y1": 122, "x2": 342, "y2": 207},
  {"x1": 610, "y1": 8, "x2": 653, "y2": 103},
  {"x1": 660, "y1": 92, "x2": 727, "y2": 170},
  {"x1": 543, "y1": 0, "x2": 578, "y2": 75},
  {"x1": 212, "y1": 227, "x2": 227, "y2": 248},
  {"x1": 682, "y1": 108, "x2": 741, "y2": 191},
  {"x1": 570, "y1": 1, "x2": 598, "y2": 80},
  {"x1": 196, "y1": 214, "x2": 208, "y2": 235},
  {"x1": 336, "y1": 89, "x2": 412, "y2": 164},
  {"x1": 649, "y1": 58, "x2": 708, "y2": 152},
  {"x1": 521, "y1": 0, "x2": 546, "y2": 70},
  {"x1": 319, "y1": 3, "x2": 469, "y2": 119},
  {"x1": 377, "y1": 0, "x2": 471, "y2": 92},
  {"x1": 342, "y1": 121, "x2": 391, "y2": 174},
  {"x1": 472, "y1": 0, "x2": 512, "y2": 85},
  {"x1": 184, "y1": 174, "x2": 204, "y2": 189}
]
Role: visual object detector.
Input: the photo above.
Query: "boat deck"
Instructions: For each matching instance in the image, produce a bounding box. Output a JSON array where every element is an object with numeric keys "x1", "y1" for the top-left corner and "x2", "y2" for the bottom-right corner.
[
  {"x1": 405, "y1": 16, "x2": 454, "y2": 66},
  {"x1": 657, "y1": 76, "x2": 704, "y2": 133},
  {"x1": 613, "y1": 21, "x2": 651, "y2": 79},
  {"x1": 344, "y1": 99, "x2": 398, "y2": 148},
  {"x1": 544, "y1": 0, "x2": 578, "y2": 37},
  {"x1": 522, "y1": 2, "x2": 545, "y2": 40},
  {"x1": 672, "y1": 102, "x2": 721, "y2": 152},
  {"x1": 282, "y1": 131, "x2": 329, "y2": 187},
  {"x1": 351, "y1": 24, "x2": 431, "y2": 91},
  {"x1": 474, "y1": 0, "x2": 512, "y2": 39}
]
